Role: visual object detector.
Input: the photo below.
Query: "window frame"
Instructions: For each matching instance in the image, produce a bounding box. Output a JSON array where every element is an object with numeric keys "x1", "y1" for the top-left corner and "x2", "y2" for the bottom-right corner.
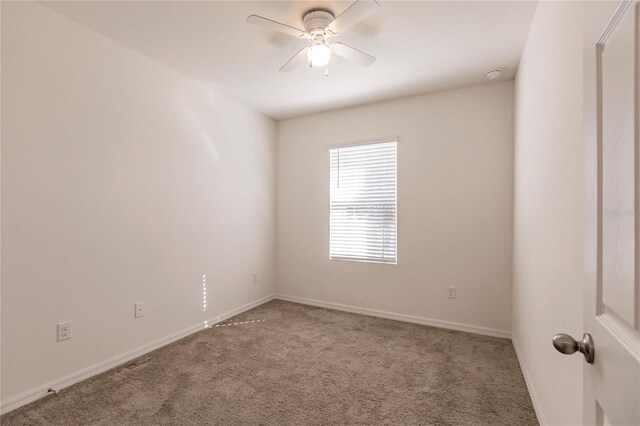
[{"x1": 327, "y1": 136, "x2": 398, "y2": 265}]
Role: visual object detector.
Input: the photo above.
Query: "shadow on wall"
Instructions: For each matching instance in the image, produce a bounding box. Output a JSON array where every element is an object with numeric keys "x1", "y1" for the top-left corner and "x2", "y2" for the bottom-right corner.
[{"x1": 173, "y1": 89, "x2": 221, "y2": 167}]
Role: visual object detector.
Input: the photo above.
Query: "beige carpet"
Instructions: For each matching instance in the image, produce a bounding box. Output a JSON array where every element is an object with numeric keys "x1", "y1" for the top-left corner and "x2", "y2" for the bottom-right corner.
[{"x1": 1, "y1": 300, "x2": 537, "y2": 425}]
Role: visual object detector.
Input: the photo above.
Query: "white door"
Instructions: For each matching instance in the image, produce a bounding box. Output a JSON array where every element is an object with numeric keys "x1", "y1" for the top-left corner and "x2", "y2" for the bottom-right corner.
[{"x1": 580, "y1": 1, "x2": 640, "y2": 425}]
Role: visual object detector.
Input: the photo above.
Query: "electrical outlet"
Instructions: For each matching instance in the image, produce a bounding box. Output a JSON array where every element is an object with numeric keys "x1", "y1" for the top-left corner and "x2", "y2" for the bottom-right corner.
[
  {"x1": 57, "y1": 321, "x2": 72, "y2": 342},
  {"x1": 135, "y1": 302, "x2": 145, "y2": 318},
  {"x1": 447, "y1": 286, "x2": 456, "y2": 299},
  {"x1": 252, "y1": 272, "x2": 258, "y2": 283}
]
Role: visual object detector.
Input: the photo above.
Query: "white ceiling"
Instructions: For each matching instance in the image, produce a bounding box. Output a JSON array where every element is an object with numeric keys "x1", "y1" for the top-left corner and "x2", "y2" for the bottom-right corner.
[{"x1": 44, "y1": 1, "x2": 537, "y2": 120}]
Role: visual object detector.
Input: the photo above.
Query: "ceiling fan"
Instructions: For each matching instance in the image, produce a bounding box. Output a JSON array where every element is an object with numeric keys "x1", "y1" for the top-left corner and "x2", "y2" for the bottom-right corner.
[{"x1": 246, "y1": 0, "x2": 380, "y2": 74}]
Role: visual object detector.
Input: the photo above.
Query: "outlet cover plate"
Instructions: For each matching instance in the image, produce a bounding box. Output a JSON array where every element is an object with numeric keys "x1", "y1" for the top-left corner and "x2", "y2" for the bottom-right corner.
[
  {"x1": 447, "y1": 286, "x2": 456, "y2": 299},
  {"x1": 57, "y1": 321, "x2": 72, "y2": 342}
]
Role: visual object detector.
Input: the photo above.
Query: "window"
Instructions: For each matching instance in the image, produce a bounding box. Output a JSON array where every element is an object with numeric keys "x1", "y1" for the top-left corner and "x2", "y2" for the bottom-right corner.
[{"x1": 329, "y1": 139, "x2": 397, "y2": 264}]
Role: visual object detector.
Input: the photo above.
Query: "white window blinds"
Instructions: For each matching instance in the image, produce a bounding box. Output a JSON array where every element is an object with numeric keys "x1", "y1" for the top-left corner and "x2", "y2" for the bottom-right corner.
[{"x1": 329, "y1": 140, "x2": 397, "y2": 264}]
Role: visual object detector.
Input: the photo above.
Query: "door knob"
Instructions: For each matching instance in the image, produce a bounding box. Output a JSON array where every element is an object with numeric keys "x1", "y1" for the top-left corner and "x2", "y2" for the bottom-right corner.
[{"x1": 552, "y1": 333, "x2": 595, "y2": 364}]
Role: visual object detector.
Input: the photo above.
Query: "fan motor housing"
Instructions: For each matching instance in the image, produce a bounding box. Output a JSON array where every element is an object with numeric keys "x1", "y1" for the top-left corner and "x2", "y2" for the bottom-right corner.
[{"x1": 303, "y1": 10, "x2": 335, "y2": 34}]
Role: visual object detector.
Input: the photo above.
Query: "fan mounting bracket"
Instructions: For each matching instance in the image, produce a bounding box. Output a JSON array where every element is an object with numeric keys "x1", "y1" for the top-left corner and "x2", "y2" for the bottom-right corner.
[{"x1": 302, "y1": 9, "x2": 335, "y2": 35}]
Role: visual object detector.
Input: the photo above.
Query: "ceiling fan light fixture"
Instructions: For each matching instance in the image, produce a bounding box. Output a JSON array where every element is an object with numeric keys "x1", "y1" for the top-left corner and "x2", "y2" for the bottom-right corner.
[
  {"x1": 247, "y1": 0, "x2": 380, "y2": 73},
  {"x1": 308, "y1": 43, "x2": 332, "y2": 67}
]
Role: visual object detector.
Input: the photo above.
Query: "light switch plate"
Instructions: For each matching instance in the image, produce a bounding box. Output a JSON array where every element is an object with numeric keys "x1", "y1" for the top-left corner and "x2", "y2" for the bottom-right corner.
[{"x1": 135, "y1": 302, "x2": 145, "y2": 318}]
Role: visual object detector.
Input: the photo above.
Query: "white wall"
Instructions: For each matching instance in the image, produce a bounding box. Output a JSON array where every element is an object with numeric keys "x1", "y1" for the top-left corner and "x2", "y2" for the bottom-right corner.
[
  {"x1": 1, "y1": 1, "x2": 276, "y2": 406},
  {"x1": 276, "y1": 82, "x2": 515, "y2": 335},
  {"x1": 512, "y1": 2, "x2": 585, "y2": 425}
]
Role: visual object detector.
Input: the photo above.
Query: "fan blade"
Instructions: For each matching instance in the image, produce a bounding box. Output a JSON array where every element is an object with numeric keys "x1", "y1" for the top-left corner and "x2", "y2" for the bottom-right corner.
[
  {"x1": 279, "y1": 47, "x2": 310, "y2": 72},
  {"x1": 328, "y1": 0, "x2": 380, "y2": 34},
  {"x1": 246, "y1": 15, "x2": 307, "y2": 38},
  {"x1": 331, "y1": 43, "x2": 376, "y2": 67}
]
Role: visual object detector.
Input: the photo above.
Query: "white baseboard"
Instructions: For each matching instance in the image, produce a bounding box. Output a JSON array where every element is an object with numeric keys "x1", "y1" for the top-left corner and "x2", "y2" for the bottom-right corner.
[
  {"x1": 512, "y1": 335, "x2": 546, "y2": 426},
  {"x1": 0, "y1": 294, "x2": 276, "y2": 415},
  {"x1": 274, "y1": 294, "x2": 512, "y2": 339}
]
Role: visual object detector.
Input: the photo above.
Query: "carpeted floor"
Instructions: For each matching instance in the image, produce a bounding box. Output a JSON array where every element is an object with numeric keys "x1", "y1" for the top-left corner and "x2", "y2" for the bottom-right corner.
[{"x1": 1, "y1": 300, "x2": 537, "y2": 425}]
